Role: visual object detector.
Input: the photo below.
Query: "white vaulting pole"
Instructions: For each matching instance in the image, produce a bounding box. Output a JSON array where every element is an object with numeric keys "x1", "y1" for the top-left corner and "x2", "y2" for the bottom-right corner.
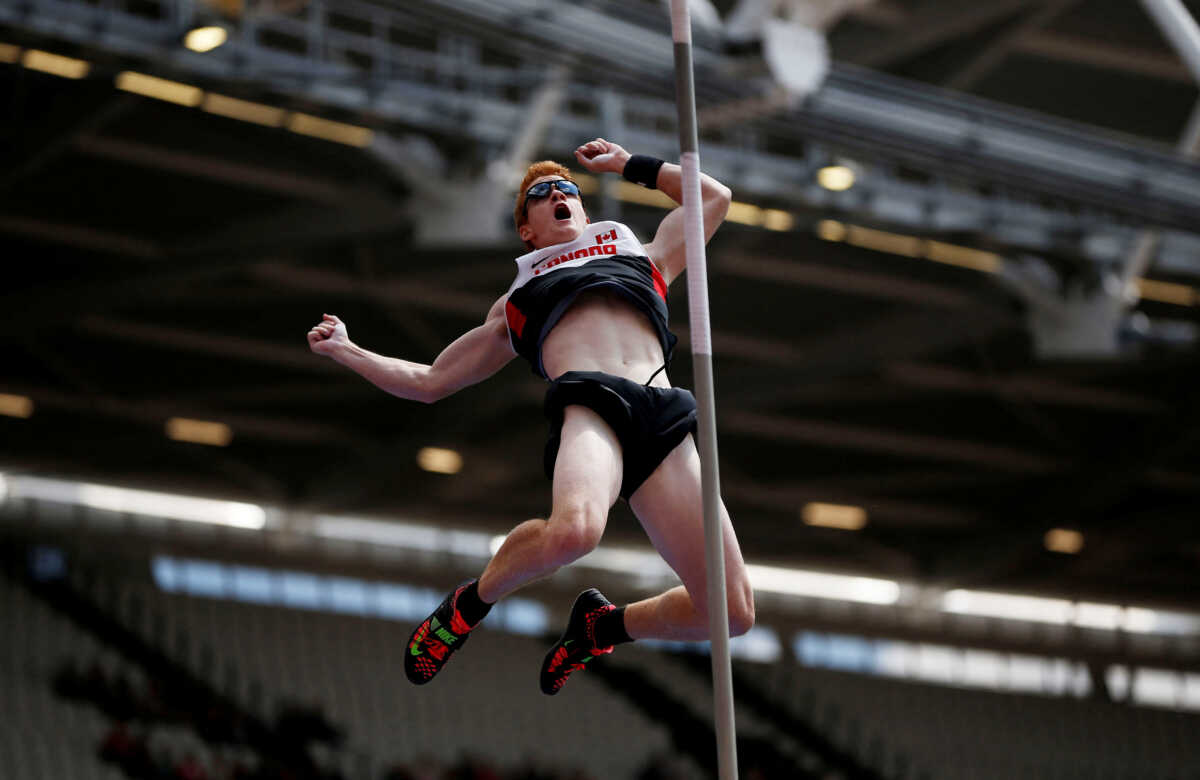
[{"x1": 668, "y1": 2, "x2": 739, "y2": 778}]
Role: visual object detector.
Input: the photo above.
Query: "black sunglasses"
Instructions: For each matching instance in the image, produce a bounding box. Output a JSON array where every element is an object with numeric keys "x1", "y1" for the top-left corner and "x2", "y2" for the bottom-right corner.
[{"x1": 523, "y1": 179, "x2": 581, "y2": 212}]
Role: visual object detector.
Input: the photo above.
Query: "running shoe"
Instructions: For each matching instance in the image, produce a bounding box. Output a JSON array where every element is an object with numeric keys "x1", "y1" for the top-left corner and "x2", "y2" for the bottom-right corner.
[
  {"x1": 540, "y1": 588, "x2": 616, "y2": 695},
  {"x1": 405, "y1": 583, "x2": 477, "y2": 685}
]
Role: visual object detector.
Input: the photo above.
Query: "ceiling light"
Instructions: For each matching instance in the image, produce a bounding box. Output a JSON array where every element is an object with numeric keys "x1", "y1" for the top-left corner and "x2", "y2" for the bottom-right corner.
[
  {"x1": 116, "y1": 71, "x2": 204, "y2": 106},
  {"x1": 726, "y1": 201, "x2": 765, "y2": 226},
  {"x1": 802, "y1": 502, "x2": 867, "y2": 530},
  {"x1": 1122, "y1": 608, "x2": 1158, "y2": 633},
  {"x1": 286, "y1": 112, "x2": 374, "y2": 148},
  {"x1": 0, "y1": 43, "x2": 21, "y2": 63},
  {"x1": 1044, "y1": 528, "x2": 1084, "y2": 554},
  {"x1": 943, "y1": 589, "x2": 1075, "y2": 624},
  {"x1": 846, "y1": 225, "x2": 923, "y2": 258},
  {"x1": 166, "y1": 417, "x2": 233, "y2": 446},
  {"x1": 748, "y1": 563, "x2": 900, "y2": 604},
  {"x1": 184, "y1": 25, "x2": 228, "y2": 53},
  {"x1": 925, "y1": 240, "x2": 1002, "y2": 273},
  {"x1": 202, "y1": 93, "x2": 286, "y2": 126},
  {"x1": 417, "y1": 447, "x2": 462, "y2": 475},
  {"x1": 22, "y1": 49, "x2": 90, "y2": 79},
  {"x1": 5, "y1": 475, "x2": 264, "y2": 529},
  {"x1": 816, "y1": 219, "x2": 847, "y2": 242},
  {"x1": 0, "y1": 393, "x2": 34, "y2": 418},
  {"x1": 763, "y1": 209, "x2": 795, "y2": 232},
  {"x1": 314, "y1": 515, "x2": 493, "y2": 556},
  {"x1": 1136, "y1": 278, "x2": 1198, "y2": 307},
  {"x1": 570, "y1": 173, "x2": 599, "y2": 195},
  {"x1": 1074, "y1": 602, "x2": 1122, "y2": 630},
  {"x1": 817, "y1": 165, "x2": 855, "y2": 191},
  {"x1": 614, "y1": 180, "x2": 675, "y2": 209},
  {"x1": 80, "y1": 483, "x2": 263, "y2": 528}
]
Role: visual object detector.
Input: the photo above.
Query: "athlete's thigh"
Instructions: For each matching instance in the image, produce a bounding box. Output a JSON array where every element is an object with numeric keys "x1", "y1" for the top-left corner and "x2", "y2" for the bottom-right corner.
[
  {"x1": 552, "y1": 404, "x2": 624, "y2": 514},
  {"x1": 627, "y1": 434, "x2": 747, "y2": 598}
]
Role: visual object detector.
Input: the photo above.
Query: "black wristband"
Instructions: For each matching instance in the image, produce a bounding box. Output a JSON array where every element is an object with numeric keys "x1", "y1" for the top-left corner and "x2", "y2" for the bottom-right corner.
[{"x1": 622, "y1": 154, "x2": 665, "y2": 189}]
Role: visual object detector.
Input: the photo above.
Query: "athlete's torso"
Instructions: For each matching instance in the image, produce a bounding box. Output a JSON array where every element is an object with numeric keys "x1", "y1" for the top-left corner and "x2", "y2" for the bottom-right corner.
[{"x1": 503, "y1": 221, "x2": 675, "y2": 383}]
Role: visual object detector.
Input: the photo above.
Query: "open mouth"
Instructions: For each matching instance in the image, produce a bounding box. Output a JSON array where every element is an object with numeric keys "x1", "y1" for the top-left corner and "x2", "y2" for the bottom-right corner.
[{"x1": 554, "y1": 203, "x2": 571, "y2": 221}]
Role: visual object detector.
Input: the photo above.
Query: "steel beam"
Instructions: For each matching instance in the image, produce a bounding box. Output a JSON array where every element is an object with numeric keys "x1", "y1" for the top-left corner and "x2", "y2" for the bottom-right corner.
[{"x1": 5, "y1": 0, "x2": 1200, "y2": 231}]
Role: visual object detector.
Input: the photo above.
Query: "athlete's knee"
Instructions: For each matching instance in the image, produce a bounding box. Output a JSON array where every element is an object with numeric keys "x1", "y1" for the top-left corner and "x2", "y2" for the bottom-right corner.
[
  {"x1": 726, "y1": 577, "x2": 756, "y2": 637},
  {"x1": 545, "y1": 502, "x2": 605, "y2": 565}
]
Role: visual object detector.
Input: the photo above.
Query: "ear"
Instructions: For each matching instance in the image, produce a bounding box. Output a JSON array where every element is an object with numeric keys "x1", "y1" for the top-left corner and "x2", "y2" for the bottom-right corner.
[{"x1": 518, "y1": 223, "x2": 535, "y2": 243}]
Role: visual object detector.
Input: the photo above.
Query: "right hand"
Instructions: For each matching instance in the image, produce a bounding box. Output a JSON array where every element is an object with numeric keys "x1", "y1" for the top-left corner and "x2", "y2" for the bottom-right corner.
[
  {"x1": 308, "y1": 313, "x2": 349, "y2": 356},
  {"x1": 574, "y1": 138, "x2": 631, "y2": 175}
]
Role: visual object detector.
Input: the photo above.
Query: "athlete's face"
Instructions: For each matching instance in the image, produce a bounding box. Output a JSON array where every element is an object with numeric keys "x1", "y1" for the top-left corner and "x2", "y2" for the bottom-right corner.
[{"x1": 518, "y1": 175, "x2": 589, "y2": 249}]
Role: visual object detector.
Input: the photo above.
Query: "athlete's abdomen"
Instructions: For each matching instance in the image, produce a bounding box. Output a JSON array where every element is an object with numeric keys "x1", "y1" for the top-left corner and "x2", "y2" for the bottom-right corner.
[
  {"x1": 504, "y1": 254, "x2": 676, "y2": 380},
  {"x1": 541, "y1": 289, "x2": 668, "y2": 385}
]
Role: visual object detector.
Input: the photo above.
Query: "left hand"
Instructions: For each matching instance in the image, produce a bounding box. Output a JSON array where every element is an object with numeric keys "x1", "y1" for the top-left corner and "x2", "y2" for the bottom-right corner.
[{"x1": 574, "y1": 138, "x2": 631, "y2": 175}]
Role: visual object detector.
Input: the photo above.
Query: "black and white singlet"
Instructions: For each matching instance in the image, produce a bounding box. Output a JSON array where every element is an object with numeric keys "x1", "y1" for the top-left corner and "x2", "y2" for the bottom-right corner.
[{"x1": 503, "y1": 221, "x2": 676, "y2": 379}]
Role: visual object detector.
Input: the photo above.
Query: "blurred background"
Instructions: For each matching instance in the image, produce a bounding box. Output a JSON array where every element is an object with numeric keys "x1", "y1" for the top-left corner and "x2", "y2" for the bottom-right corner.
[{"x1": 2, "y1": 0, "x2": 1200, "y2": 777}]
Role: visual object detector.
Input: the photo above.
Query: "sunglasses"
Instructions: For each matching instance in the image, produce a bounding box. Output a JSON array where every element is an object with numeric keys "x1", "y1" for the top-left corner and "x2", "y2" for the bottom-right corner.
[{"x1": 523, "y1": 179, "x2": 581, "y2": 214}]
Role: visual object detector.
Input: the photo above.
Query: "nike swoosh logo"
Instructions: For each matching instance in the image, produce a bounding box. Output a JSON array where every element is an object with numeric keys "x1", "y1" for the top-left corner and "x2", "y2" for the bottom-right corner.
[{"x1": 410, "y1": 625, "x2": 428, "y2": 656}]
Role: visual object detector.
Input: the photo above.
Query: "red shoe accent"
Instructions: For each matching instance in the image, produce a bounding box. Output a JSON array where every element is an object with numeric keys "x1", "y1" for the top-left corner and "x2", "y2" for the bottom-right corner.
[
  {"x1": 546, "y1": 645, "x2": 571, "y2": 674},
  {"x1": 540, "y1": 589, "x2": 620, "y2": 695},
  {"x1": 404, "y1": 583, "x2": 479, "y2": 685},
  {"x1": 585, "y1": 604, "x2": 617, "y2": 654},
  {"x1": 449, "y1": 608, "x2": 473, "y2": 636}
]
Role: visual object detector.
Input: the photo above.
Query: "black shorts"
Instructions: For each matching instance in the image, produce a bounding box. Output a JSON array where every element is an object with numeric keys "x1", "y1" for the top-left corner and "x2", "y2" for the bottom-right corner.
[{"x1": 543, "y1": 371, "x2": 698, "y2": 500}]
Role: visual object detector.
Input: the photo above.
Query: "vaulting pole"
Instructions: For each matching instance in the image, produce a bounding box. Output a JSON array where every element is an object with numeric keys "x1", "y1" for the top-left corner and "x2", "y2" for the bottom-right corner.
[{"x1": 667, "y1": 2, "x2": 738, "y2": 778}]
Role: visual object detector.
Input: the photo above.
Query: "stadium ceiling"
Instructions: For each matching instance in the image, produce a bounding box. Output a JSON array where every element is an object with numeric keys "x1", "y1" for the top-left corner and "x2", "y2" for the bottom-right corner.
[{"x1": 2, "y1": 0, "x2": 1200, "y2": 615}]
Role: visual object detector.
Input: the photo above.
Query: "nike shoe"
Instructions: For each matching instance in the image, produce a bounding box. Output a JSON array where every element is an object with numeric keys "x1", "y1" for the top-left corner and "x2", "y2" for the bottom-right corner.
[
  {"x1": 540, "y1": 588, "x2": 617, "y2": 695},
  {"x1": 405, "y1": 583, "x2": 478, "y2": 684}
]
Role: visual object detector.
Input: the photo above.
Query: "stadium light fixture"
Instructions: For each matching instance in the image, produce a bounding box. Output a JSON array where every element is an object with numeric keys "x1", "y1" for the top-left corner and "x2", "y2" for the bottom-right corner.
[
  {"x1": 184, "y1": 25, "x2": 228, "y2": 53},
  {"x1": 417, "y1": 447, "x2": 462, "y2": 475},
  {"x1": 1137, "y1": 278, "x2": 1198, "y2": 306},
  {"x1": 22, "y1": 49, "x2": 90, "y2": 79},
  {"x1": 748, "y1": 563, "x2": 900, "y2": 604},
  {"x1": 816, "y1": 219, "x2": 847, "y2": 242},
  {"x1": 116, "y1": 71, "x2": 204, "y2": 106},
  {"x1": 802, "y1": 502, "x2": 868, "y2": 530},
  {"x1": 943, "y1": 589, "x2": 1074, "y2": 624},
  {"x1": 725, "y1": 201, "x2": 765, "y2": 226},
  {"x1": 763, "y1": 209, "x2": 795, "y2": 232},
  {"x1": 286, "y1": 112, "x2": 374, "y2": 148},
  {"x1": 925, "y1": 240, "x2": 1002, "y2": 273},
  {"x1": 1044, "y1": 528, "x2": 1084, "y2": 554},
  {"x1": 165, "y1": 417, "x2": 233, "y2": 447},
  {"x1": 0, "y1": 393, "x2": 34, "y2": 418},
  {"x1": 2, "y1": 474, "x2": 264, "y2": 529},
  {"x1": 202, "y1": 93, "x2": 286, "y2": 127},
  {"x1": 817, "y1": 164, "x2": 855, "y2": 191}
]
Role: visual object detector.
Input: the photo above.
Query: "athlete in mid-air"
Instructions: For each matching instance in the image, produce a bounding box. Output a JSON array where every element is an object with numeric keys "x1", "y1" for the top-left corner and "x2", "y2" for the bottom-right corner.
[{"x1": 308, "y1": 138, "x2": 754, "y2": 695}]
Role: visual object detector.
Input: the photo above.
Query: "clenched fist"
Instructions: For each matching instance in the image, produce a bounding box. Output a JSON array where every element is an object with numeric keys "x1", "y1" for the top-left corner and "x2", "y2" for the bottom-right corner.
[
  {"x1": 573, "y1": 138, "x2": 631, "y2": 175},
  {"x1": 308, "y1": 313, "x2": 349, "y2": 356}
]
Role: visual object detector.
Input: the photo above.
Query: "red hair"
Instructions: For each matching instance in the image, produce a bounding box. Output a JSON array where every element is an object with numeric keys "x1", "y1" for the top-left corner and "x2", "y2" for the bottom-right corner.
[{"x1": 513, "y1": 160, "x2": 577, "y2": 229}]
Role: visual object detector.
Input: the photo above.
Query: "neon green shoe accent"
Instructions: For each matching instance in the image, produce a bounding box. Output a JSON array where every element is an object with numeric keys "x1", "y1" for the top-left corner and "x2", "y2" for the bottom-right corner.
[{"x1": 410, "y1": 624, "x2": 428, "y2": 656}]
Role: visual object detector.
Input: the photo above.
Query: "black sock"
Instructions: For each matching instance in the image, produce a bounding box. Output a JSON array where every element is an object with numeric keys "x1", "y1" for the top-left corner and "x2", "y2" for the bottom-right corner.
[
  {"x1": 455, "y1": 580, "x2": 493, "y2": 627},
  {"x1": 592, "y1": 606, "x2": 634, "y2": 648}
]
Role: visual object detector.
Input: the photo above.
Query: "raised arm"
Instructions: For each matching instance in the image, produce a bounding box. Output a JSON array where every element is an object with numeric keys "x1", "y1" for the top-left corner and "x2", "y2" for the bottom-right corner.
[
  {"x1": 574, "y1": 138, "x2": 731, "y2": 286},
  {"x1": 308, "y1": 296, "x2": 515, "y2": 404}
]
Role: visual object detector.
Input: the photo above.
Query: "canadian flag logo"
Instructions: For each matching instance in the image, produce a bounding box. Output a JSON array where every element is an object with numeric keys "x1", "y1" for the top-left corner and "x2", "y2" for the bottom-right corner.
[{"x1": 594, "y1": 228, "x2": 619, "y2": 245}]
